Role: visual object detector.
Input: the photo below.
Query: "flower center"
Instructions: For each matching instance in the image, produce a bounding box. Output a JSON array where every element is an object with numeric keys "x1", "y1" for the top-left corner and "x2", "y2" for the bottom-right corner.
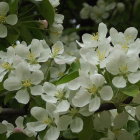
[
  {"x1": 22, "y1": 80, "x2": 32, "y2": 87},
  {"x1": 121, "y1": 44, "x2": 128, "y2": 51},
  {"x1": 0, "y1": 16, "x2": 6, "y2": 23},
  {"x1": 97, "y1": 50, "x2": 106, "y2": 61},
  {"x1": 92, "y1": 32, "x2": 99, "y2": 41},
  {"x1": 69, "y1": 108, "x2": 78, "y2": 116},
  {"x1": 55, "y1": 91, "x2": 64, "y2": 100},
  {"x1": 43, "y1": 118, "x2": 53, "y2": 125},
  {"x1": 119, "y1": 65, "x2": 128, "y2": 74},
  {"x1": 52, "y1": 47, "x2": 61, "y2": 57},
  {"x1": 87, "y1": 85, "x2": 97, "y2": 94},
  {"x1": 1, "y1": 62, "x2": 13, "y2": 70},
  {"x1": 27, "y1": 53, "x2": 37, "y2": 63}
]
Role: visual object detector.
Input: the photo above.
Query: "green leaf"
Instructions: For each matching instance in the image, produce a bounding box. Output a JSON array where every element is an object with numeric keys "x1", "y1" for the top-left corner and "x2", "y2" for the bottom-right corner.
[
  {"x1": 69, "y1": 60, "x2": 80, "y2": 73},
  {"x1": 0, "y1": 134, "x2": 6, "y2": 140},
  {"x1": 37, "y1": 0, "x2": 55, "y2": 25},
  {"x1": 121, "y1": 85, "x2": 139, "y2": 97},
  {"x1": 4, "y1": 92, "x2": 15, "y2": 105},
  {"x1": 53, "y1": 71, "x2": 79, "y2": 85},
  {"x1": 78, "y1": 117, "x2": 104, "y2": 140},
  {"x1": 9, "y1": 0, "x2": 21, "y2": 14},
  {"x1": 7, "y1": 133, "x2": 35, "y2": 140},
  {"x1": 20, "y1": 25, "x2": 33, "y2": 44},
  {"x1": 6, "y1": 27, "x2": 20, "y2": 44},
  {"x1": 127, "y1": 120, "x2": 139, "y2": 134},
  {"x1": 63, "y1": 129, "x2": 78, "y2": 139}
]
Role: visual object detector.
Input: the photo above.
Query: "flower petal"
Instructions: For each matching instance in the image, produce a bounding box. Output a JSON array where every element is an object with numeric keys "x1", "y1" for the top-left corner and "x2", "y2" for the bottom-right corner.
[
  {"x1": 15, "y1": 89, "x2": 30, "y2": 104},
  {"x1": 0, "y1": 24, "x2": 7, "y2": 38},
  {"x1": 70, "y1": 117, "x2": 83, "y2": 133},
  {"x1": 4, "y1": 77, "x2": 22, "y2": 91},
  {"x1": 44, "y1": 127, "x2": 60, "y2": 140},
  {"x1": 6, "y1": 14, "x2": 18, "y2": 25},
  {"x1": 30, "y1": 85, "x2": 43, "y2": 96},
  {"x1": 89, "y1": 96, "x2": 100, "y2": 112},
  {"x1": 72, "y1": 89, "x2": 91, "y2": 107},
  {"x1": 27, "y1": 122, "x2": 46, "y2": 132},
  {"x1": 31, "y1": 107, "x2": 48, "y2": 121},
  {"x1": 112, "y1": 76, "x2": 126, "y2": 88},
  {"x1": 55, "y1": 100, "x2": 70, "y2": 113},
  {"x1": 99, "y1": 86, "x2": 113, "y2": 101}
]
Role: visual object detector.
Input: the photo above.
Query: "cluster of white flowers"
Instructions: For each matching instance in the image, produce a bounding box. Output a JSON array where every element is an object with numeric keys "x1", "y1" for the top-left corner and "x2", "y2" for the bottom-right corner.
[
  {"x1": 0, "y1": 22, "x2": 140, "y2": 140},
  {"x1": 80, "y1": 0, "x2": 125, "y2": 23}
]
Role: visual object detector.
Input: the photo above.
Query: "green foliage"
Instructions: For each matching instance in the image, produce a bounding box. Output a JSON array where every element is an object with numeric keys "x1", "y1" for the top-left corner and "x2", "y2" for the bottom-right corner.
[
  {"x1": 7, "y1": 133, "x2": 35, "y2": 140},
  {"x1": 37, "y1": 0, "x2": 55, "y2": 26},
  {"x1": 121, "y1": 85, "x2": 140, "y2": 97}
]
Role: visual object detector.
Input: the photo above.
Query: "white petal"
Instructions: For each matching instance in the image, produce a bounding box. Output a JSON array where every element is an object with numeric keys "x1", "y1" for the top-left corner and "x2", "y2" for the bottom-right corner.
[
  {"x1": 6, "y1": 14, "x2": 18, "y2": 25},
  {"x1": 89, "y1": 96, "x2": 100, "y2": 112},
  {"x1": 99, "y1": 86, "x2": 113, "y2": 101},
  {"x1": 55, "y1": 100, "x2": 70, "y2": 113},
  {"x1": 15, "y1": 116, "x2": 24, "y2": 129},
  {"x1": 30, "y1": 85, "x2": 43, "y2": 95},
  {"x1": 43, "y1": 82, "x2": 56, "y2": 96},
  {"x1": 0, "y1": 24, "x2": 7, "y2": 38},
  {"x1": 52, "y1": 41, "x2": 64, "y2": 56},
  {"x1": 0, "y1": 123, "x2": 7, "y2": 134},
  {"x1": 127, "y1": 72, "x2": 140, "y2": 84},
  {"x1": 70, "y1": 117, "x2": 83, "y2": 133},
  {"x1": 82, "y1": 33, "x2": 98, "y2": 48},
  {"x1": 44, "y1": 127, "x2": 60, "y2": 140},
  {"x1": 30, "y1": 70, "x2": 44, "y2": 85},
  {"x1": 98, "y1": 22, "x2": 107, "y2": 40},
  {"x1": 114, "y1": 112, "x2": 128, "y2": 129},
  {"x1": 57, "y1": 115, "x2": 72, "y2": 131},
  {"x1": 31, "y1": 107, "x2": 48, "y2": 121},
  {"x1": 30, "y1": 39, "x2": 43, "y2": 57},
  {"x1": 54, "y1": 55, "x2": 76, "y2": 64},
  {"x1": 124, "y1": 27, "x2": 138, "y2": 43},
  {"x1": 15, "y1": 44, "x2": 29, "y2": 58},
  {"x1": 0, "y1": 71, "x2": 7, "y2": 82},
  {"x1": 127, "y1": 57, "x2": 139, "y2": 72},
  {"x1": 72, "y1": 90, "x2": 91, "y2": 107},
  {"x1": 90, "y1": 74, "x2": 105, "y2": 88},
  {"x1": 67, "y1": 78, "x2": 80, "y2": 90},
  {"x1": 41, "y1": 94, "x2": 57, "y2": 103},
  {"x1": 117, "y1": 130, "x2": 135, "y2": 140},
  {"x1": 0, "y1": 2, "x2": 9, "y2": 16},
  {"x1": 27, "y1": 122, "x2": 46, "y2": 132},
  {"x1": 112, "y1": 76, "x2": 126, "y2": 88},
  {"x1": 15, "y1": 89, "x2": 30, "y2": 104}
]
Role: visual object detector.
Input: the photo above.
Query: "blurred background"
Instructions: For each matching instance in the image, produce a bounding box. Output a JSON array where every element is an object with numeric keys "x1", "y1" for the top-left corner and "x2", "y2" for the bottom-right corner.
[{"x1": 1, "y1": 0, "x2": 140, "y2": 48}]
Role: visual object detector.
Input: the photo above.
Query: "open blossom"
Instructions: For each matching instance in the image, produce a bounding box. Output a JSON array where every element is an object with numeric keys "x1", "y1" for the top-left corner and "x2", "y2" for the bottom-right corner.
[
  {"x1": 3, "y1": 62, "x2": 44, "y2": 104},
  {"x1": 106, "y1": 49, "x2": 140, "y2": 88},
  {"x1": 72, "y1": 74, "x2": 113, "y2": 112},
  {"x1": 77, "y1": 22, "x2": 109, "y2": 48}
]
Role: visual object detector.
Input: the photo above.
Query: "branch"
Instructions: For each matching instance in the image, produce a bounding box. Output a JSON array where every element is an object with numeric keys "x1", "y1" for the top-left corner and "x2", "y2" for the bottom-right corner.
[{"x1": 0, "y1": 108, "x2": 27, "y2": 122}]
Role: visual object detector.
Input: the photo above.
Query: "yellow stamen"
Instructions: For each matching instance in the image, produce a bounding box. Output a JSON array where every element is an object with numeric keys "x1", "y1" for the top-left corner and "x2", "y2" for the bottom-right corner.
[
  {"x1": 87, "y1": 85, "x2": 97, "y2": 94},
  {"x1": 119, "y1": 65, "x2": 128, "y2": 74},
  {"x1": 55, "y1": 91, "x2": 64, "y2": 100},
  {"x1": 52, "y1": 47, "x2": 61, "y2": 57},
  {"x1": 92, "y1": 32, "x2": 99, "y2": 41},
  {"x1": 22, "y1": 80, "x2": 32, "y2": 87},
  {"x1": 43, "y1": 118, "x2": 53, "y2": 125},
  {"x1": 97, "y1": 50, "x2": 106, "y2": 61},
  {"x1": 1, "y1": 62, "x2": 13, "y2": 70},
  {"x1": 0, "y1": 16, "x2": 6, "y2": 23}
]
